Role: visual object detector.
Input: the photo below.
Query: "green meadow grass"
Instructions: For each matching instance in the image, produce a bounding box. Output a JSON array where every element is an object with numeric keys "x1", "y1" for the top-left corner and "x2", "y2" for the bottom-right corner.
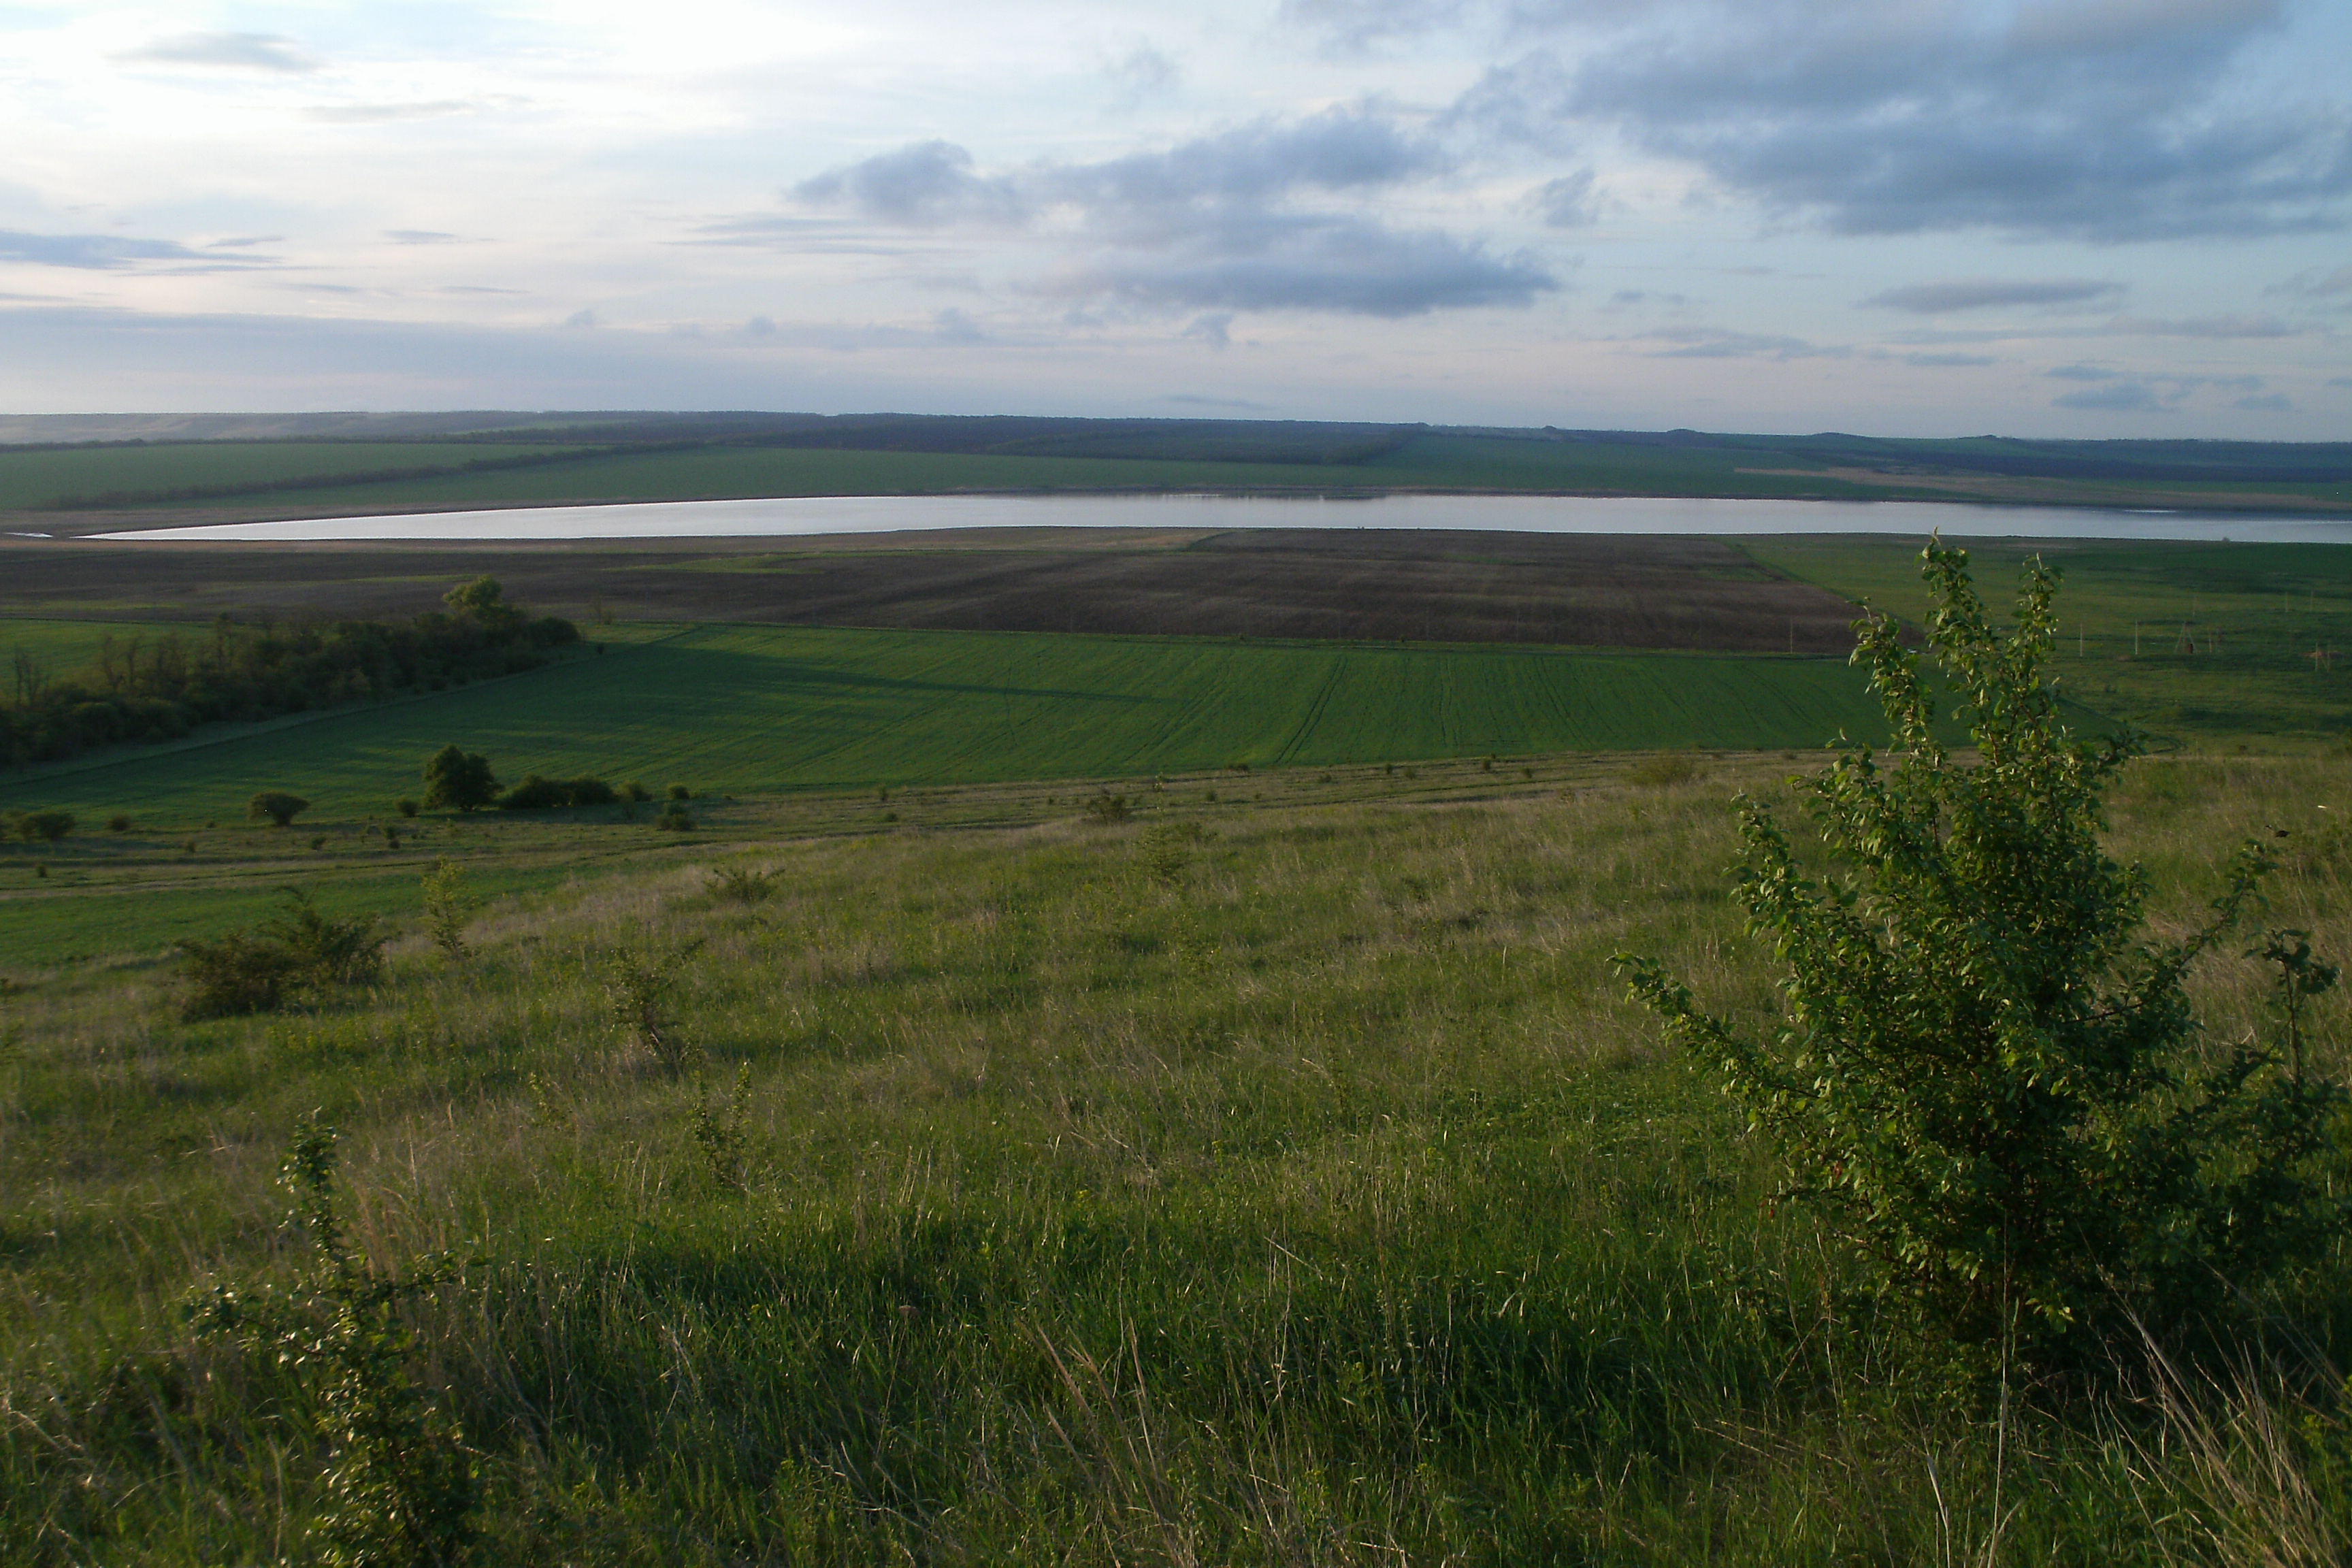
[
  {"x1": 0, "y1": 442, "x2": 588, "y2": 510},
  {"x1": 0, "y1": 617, "x2": 179, "y2": 679},
  {"x1": 2, "y1": 752, "x2": 2345, "y2": 1563},
  {"x1": 1750, "y1": 536, "x2": 2352, "y2": 744},
  {"x1": 1, "y1": 624, "x2": 1916, "y2": 827}
]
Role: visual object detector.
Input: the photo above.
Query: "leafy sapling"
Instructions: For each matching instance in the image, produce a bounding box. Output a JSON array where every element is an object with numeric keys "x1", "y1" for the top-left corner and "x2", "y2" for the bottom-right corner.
[
  {"x1": 421, "y1": 858, "x2": 478, "y2": 963},
  {"x1": 1616, "y1": 543, "x2": 2347, "y2": 1369},
  {"x1": 189, "y1": 1120, "x2": 479, "y2": 1568}
]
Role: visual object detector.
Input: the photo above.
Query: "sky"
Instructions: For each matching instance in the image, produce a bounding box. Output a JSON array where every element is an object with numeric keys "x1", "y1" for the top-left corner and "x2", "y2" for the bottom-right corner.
[{"x1": 1, "y1": 0, "x2": 2349, "y2": 437}]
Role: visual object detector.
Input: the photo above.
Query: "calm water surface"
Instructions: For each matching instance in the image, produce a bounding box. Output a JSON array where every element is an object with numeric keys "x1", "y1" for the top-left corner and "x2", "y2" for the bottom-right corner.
[{"x1": 93, "y1": 492, "x2": 2352, "y2": 544}]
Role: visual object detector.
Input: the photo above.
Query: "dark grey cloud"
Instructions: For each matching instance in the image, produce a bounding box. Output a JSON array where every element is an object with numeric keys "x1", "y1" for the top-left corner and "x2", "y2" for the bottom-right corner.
[
  {"x1": 2330, "y1": 375, "x2": 2352, "y2": 388},
  {"x1": 1041, "y1": 218, "x2": 1553, "y2": 315},
  {"x1": 1450, "y1": 0, "x2": 2352, "y2": 240},
  {"x1": 1863, "y1": 277, "x2": 2123, "y2": 314},
  {"x1": 2268, "y1": 263, "x2": 2352, "y2": 297},
  {"x1": 2055, "y1": 380, "x2": 2166, "y2": 411},
  {"x1": 793, "y1": 140, "x2": 1027, "y2": 228},
  {"x1": 792, "y1": 108, "x2": 1554, "y2": 318},
  {"x1": 1529, "y1": 169, "x2": 1597, "y2": 227},
  {"x1": 1276, "y1": 0, "x2": 1462, "y2": 52},
  {"x1": 2046, "y1": 362, "x2": 2122, "y2": 380},
  {"x1": 1181, "y1": 313, "x2": 1234, "y2": 347},
  {"x1": 1898, "y1": 350, "x2": 1997, "y2": 368},
  {"x1": 2234, "y1": 391, "x2": 2293, "y2": 410},
  {"x1": 0, "y1": 229, "x2": 272, "y2": 270},
  {"x1": 115, "y1": 31, "x2": 318, "y2": 72}
]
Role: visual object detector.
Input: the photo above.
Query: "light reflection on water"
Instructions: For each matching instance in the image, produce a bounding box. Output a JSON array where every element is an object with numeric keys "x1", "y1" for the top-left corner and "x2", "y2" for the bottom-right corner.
[{"x1": 92, "y1": 491, "x2": 2352, "y2": 544}]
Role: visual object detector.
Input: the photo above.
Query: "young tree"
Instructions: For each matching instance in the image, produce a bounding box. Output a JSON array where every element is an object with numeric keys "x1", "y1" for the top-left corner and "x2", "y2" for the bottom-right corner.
[
  {"x1": 248, "y1": 791, "x2": 310, "y2": 828},
  {"x1": 421, "y1": 745, "x2": 498, "y2": 813},
  {"x1": 1616, "y1": 544, "x2": 2344, "y2": 1365}
]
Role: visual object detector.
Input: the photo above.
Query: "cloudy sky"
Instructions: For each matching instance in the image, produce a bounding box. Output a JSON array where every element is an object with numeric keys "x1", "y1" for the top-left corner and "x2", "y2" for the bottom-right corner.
[{"x1": 3, "y1": 0, "x2": 2349, "y2": 436}]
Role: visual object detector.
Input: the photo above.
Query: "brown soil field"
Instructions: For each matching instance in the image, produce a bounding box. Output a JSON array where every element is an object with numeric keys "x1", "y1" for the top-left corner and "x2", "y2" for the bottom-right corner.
[{"x1": 0, "y1": 527, "x2": 1870, "y2": 653}]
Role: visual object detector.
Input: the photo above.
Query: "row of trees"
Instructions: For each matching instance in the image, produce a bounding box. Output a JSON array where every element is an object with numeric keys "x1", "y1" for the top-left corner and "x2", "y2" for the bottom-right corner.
[{"x1": 0, "y1": 578, "x2": 577, "y2": 766}]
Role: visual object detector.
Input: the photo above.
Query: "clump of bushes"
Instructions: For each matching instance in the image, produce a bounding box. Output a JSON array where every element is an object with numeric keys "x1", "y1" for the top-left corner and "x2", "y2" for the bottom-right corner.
[
  {"x1": 1086, "y1": 791, "x2": 1131, "y2": 824},
  {"x1": 177, "y1": 891, "x2": 385, "y2": 1019},
  {"x1": 494, "y1": 774, "x2": 616, "y2": 811},
  {"x1": 656, "y1": 801, "x2": 694, "y2": 832},
  {"x1": 248, "y1": 790, "x2": 310, "y2": 828},
  {"x1": 393, "y1": 797, "x2": 420, "y2": 818},
  {"x1": 6, "y1": 808, "x2": 74, "y2": 843},
  {"x1": 421, "y1": 745, "x2": 498, "y2": 812}
]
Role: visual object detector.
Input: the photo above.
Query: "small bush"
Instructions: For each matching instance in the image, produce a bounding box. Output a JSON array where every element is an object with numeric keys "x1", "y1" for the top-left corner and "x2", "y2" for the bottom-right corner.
[
  {"x1": 16, "y1": 809, "x2": 73, "y2": 843},
  {"x1": 393, "y1": 797, "x2": 420, "y2": 819},
  {"x1": 1086, "y1": 791, "x2": 1132, "y2": 824},
  {"x1": 310, "y1": 836, "x2": 327, "y2": 851},
  {"x1": 604, "y1": 942, "x2": 702, "y2": 1073},
  {"x1": 619, "y1": 781, "x2": 651, "y2": 802},
  {"x1": 1137, "y1": 821, "x2": 1200, "y2": 884},
  {"x1": 1624, "y1": 753, "x2": 1699, "y2": 787},
  {"x1": 666, "y1": 783, "x2": 692, "y2": 801},
  {"x1": 657, "y1": 803, "x2": 694, "y2": 832},
  {"x1": 421, "y1": 858, "x2": 478, "y2": 962},
  {"x1": 691, "y1": 1064, "x2": 754, "y2": 1194},
  {"x1": 707, "y1": 864, "x2": 779, "y2": 904},
  {"x1": 175, "y1": 932, "x2": 301, "y2": 1019},
  {"x1": 105, "y1": 814, "x2": 131, "y2": 833},
  {"x1": 248, "y1": 791, "x2": 310, "y2": 828},
  {"x1": 176, "y1": 892, "x2": 385, "y2": 1020},
  {"x1": 189, "y1": 1121, "x2": 479, "y2": 1567}
]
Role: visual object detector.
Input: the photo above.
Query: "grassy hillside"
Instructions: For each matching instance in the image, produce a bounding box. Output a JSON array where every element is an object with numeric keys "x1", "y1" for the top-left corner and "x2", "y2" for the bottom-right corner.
[
  {"x1": 1, "y1": 623, "x2": 1923, "y2": 826},
  {"x1": 2, "y1": 750, "x2": 2345, "y2": 1563}
]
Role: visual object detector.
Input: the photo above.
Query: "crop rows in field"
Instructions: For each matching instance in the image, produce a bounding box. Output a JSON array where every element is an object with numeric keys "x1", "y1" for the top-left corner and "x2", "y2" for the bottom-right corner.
[{"x1": 1, "y1": 623, "x2": 1896, "y2": 822}]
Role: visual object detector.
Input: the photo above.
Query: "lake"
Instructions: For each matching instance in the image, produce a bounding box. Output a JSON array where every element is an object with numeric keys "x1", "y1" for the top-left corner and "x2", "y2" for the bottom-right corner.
[{"x1": 89, "y1": 491, "x2": 2352, "y2": 544}]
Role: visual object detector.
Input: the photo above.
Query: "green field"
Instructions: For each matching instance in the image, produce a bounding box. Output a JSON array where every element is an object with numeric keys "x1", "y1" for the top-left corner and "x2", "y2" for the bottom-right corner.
[
  {"x1": 1750, "y1": 536, "x2": 2352, "y2": 744},
  {"x1": 1, "y1": 623, "x2": 1921, "y2": 825},
  {"x1": 0, "y1": 617, "x2": 177, "y2": 679},
  {"x1": 0, "y1": 441, "x2": 591, "y2": 510}
]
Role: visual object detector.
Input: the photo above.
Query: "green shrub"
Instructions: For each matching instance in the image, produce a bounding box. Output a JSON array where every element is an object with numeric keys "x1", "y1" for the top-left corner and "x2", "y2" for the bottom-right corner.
[
  {"x1": 176, "y1": 892, "x2": 385, "y2": 1019},
  {"x1": 1086, "y1": 791, "x2": 1131, "y2": 824},
  {"x1": 393, "y1": 797, "x2": 420, "y2": 819},
  {"x1": 691, "y1": 1064, "x2": 755, "y2": 1194},
  {"x1": 176, "y1": 931, "x2": 303, "y2": 1019},
  {"x1": 105, "y1": 813, "x2": 131, "y2": 833},
  {"x1": 15, "y1": 809, "x2": 72, "y2": 843},
  {"x1": 189, "y1": 1120, "x2": 478, "y2": 1567},
  {"x1": 494, "y1": 774, "x2": 616, "y2": 811},
  {"x1": 248, "y1": 791, "x2": 310, "y2": 828},
  {"x1": 1618, "y1": 545, "x2": 2347, "y2": 1369},
  {"x1": 619, "y1": 781, "x2": 651, "y2": 802},
  {"x1": 421, "y1": 745, "x2": 497, "y2": 813},
  {"x1": 666, "y1": 783, "x2": 693, "y2": 801},
  {"x1": 421, "y1": 858, "x2": 478, "y2": 962},
  {"x1": 656, "y1": 802, "x2": 694, "y2": 832},
  {"x1": 604, "y1": 943, "x2": 702, "y2": 1073},
  {"x1": 707, "y1": 864, "x2": 779, "y2": 904}
]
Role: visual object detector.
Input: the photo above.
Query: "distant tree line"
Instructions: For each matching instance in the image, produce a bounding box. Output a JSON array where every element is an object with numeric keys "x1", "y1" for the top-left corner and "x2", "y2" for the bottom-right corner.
[{"x1": 0, "y1": 577, "x2": 576, "y2": 766}]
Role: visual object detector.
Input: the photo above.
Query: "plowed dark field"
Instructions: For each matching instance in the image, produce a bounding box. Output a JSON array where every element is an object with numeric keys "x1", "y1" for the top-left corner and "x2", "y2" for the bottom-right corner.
[{"x1": 0, "y1": 527, "x2": 1866, "y2": 653}]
